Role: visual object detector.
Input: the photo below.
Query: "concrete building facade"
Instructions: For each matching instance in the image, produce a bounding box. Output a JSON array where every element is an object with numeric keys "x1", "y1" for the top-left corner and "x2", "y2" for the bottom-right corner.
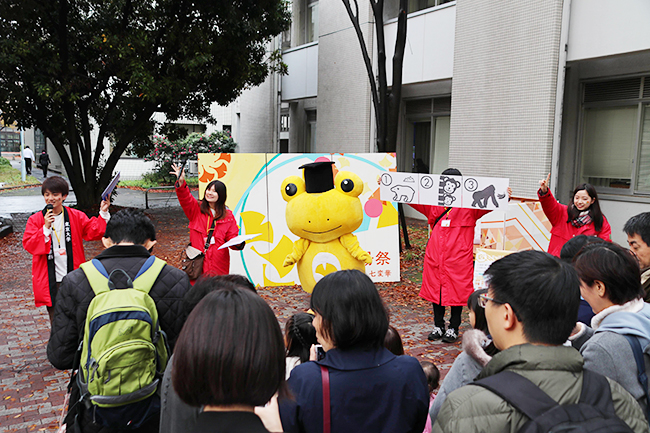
[{"x1": 240, "y1": 0, "x2": 650, "y2": 245}]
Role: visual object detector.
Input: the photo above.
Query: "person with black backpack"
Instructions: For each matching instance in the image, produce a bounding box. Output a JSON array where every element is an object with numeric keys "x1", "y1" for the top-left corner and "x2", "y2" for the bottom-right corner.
[
  {"x1": 433, "y1": 250, "x2": 648, "y2": 433},
  {"x1": 47, "y1": 209, "x2": 191, "y2": 433}
]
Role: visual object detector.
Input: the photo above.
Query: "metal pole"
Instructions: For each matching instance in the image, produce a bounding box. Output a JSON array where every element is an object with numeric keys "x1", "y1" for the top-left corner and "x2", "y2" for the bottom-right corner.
[{"x1": 20, "y1": 130, "x2": 26, "y2": 181}]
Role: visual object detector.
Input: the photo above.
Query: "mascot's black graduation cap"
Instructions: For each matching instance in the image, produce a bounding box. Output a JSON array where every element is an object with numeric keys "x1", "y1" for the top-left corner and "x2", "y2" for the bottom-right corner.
[{"x1": 299, "y1": 161, "x2": 335, "y2": 193}]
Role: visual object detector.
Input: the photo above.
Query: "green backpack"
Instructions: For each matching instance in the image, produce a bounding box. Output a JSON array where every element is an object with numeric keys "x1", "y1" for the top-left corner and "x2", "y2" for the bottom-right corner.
[{"x1": 77, "y1": 256, "x2": 169, "y2": 429}]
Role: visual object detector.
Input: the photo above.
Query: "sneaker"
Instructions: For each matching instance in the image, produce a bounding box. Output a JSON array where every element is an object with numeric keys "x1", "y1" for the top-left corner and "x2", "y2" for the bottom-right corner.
[
  {"x1": 427, "y1": 327, "x2": 444, "y2": 341},
  {"x1": 442, "y1": 328, "x2": 458, "y2": 343}
]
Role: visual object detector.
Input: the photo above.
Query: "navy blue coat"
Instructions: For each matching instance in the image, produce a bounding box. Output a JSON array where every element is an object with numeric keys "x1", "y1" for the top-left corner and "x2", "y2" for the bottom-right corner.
[{"x1": 279, "y1": 347, "x2": 429, "y2": 433}]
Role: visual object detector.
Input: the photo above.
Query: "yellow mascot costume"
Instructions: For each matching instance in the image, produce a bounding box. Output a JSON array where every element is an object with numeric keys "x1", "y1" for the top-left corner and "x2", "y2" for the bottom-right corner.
[{"x1": 282, "y1": 161, "x2": 372, "y2": 292}]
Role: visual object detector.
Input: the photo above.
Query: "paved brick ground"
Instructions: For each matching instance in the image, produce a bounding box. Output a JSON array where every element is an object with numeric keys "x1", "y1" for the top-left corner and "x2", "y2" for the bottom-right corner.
[{"x1": 0, "y1": 208, "x2": 465, "y2": 432}]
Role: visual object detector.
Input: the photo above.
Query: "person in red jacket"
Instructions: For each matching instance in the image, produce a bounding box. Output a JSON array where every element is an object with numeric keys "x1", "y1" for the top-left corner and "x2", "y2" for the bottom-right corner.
[
  {"x1": 22, "y1": 176, "x2": 110, "y2": 325},
  {"x1": 410, "y1": 169, "x2": 511, "y2": 343},
  {"x1": 171, "y1": 163, "x2": 244, "y2": 279},
  {"x1": 537, "y1": 173, "x2": 611, "y2": 257}
]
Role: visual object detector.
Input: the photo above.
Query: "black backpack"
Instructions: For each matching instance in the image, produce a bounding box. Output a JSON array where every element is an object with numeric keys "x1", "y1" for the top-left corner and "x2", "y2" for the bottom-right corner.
[{"x1": 473, "y1": 370, "x2": 634, "y2": 433}]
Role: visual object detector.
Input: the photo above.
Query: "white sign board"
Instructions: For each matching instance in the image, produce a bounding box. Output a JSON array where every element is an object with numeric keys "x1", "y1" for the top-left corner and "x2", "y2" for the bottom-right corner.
[{"x1": 380, "y1": 172, "x2": 509, "y2": 210}]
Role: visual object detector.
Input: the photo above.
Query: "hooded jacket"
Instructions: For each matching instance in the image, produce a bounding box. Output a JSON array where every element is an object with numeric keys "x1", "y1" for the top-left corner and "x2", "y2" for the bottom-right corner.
[
  {"x1": 429, "y1": 330, "x2": 493, "y2": 423},
  {"x1": 409, "y1": 205, "x2": 490, "y2": 306},
  {"x1": 433, "y1": 344, "x2": 648, "y2": 433},
  {"x1": 537, "y1": 188, "x2": 611, "y2": 256},
  {"x1": 572, "y1": 299, "x2": 650, "y2": 414}
]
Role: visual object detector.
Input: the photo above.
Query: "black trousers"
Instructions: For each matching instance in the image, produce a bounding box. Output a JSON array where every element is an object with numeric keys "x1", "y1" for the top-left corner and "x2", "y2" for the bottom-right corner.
[
  {"x1": 42, "y1": 164, "x2": 48, "y2": 177},
  {"x1": 25, "y1": 158, "x2": 32, "y2": 174},
  {"x1": 432, "y1": 303, "x2": 462, "y2": 331}
]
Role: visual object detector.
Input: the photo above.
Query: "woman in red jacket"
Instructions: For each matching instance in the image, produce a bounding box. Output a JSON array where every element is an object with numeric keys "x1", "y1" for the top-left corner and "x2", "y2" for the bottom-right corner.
[
  {"x1": 171, "y1": 163, "x2": 244, "y2": 278},
  {"x1": 537, "y1": 173, "x2": 611, "y2": 257},
  {"x1": 410, "y1": 168, "x2": 511, "y2": 344}
]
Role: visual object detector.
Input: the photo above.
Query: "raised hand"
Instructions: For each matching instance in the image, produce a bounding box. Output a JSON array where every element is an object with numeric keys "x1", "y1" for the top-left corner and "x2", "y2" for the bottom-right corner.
[
  {"x1": 170, "y1": 163, "x2": 185, "y2": 184},
  {"x1": 100, "y1": 198, "x2": 110, "y2": 213},
  {"x1": 539, "y1": 173, "x2": 551, "y2": 193}
]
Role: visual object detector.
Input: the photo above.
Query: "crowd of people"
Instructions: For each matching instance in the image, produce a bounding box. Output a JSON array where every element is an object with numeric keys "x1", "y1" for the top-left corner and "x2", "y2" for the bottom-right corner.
[{"x1": 19, "y1": 171, "x2": 650, "y2": 432}]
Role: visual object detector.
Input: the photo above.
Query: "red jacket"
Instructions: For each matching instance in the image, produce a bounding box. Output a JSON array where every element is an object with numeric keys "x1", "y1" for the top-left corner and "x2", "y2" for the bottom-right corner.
[
  {"x1": 410, "y1": 204, "x2": 490, "y2": 306},
  {"x1": 537, "y1": 189, "x2": 611, "y2": 257},
  {"x1": 175, "y1": 182, "x2": 240, "y2": 277},
  {"x1": 22, "y1": 207, "x2": 106, "y2": 307}
]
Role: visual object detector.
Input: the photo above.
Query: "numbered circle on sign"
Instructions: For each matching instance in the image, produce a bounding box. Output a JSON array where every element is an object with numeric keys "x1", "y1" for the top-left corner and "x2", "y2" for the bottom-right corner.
[
  {"x1": 420, "y1": 176, "x2": 434, "y2": 189},
  {"x1": 380, "y1": 173, "x2": 393, "y2": 186},
  {"x1": 464, "y1": 178, "x2": 478, "y2": 192}
]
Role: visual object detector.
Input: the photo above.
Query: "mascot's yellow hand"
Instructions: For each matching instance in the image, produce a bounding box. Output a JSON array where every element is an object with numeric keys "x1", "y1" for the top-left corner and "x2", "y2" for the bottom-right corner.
[
  {"x1": 283, "y1": 255, "x2": 296, "y2": 267},
  {"x1": 360, "y1": 252, "x2": 372, "y2": 265}
]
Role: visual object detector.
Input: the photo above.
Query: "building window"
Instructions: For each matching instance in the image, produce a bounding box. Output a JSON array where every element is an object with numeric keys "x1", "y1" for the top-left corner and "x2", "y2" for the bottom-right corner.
[
  {"x1": 306, "y1": 1, "x2": 319, "y2": 44},
  {"x1": 280, "y1": 114, "x2": 290, "y2": 132},
  {"x1": 222, "y1": 125, "x2": 232, "y2": 135},
  {"x1": 404, "y1": 97, "x2": 451, "y2": 174},
  {"x1": 0, "y1": 126, "x2": 20, "y2": 153},
  {"x1": 579, "y1": 76, "x2": 650, "y2": 194},
  {"x1": 407, "y1": 0, "x2": 453, "y2": 14},
  {"x1": 34, "y1": 129, "x2": 46, "y2": 154}
]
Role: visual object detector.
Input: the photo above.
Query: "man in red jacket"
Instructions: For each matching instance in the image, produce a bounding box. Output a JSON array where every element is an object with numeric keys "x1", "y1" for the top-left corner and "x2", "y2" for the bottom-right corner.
[{"x1": 23, "y1": 176, "x2": 110, "y2": 325}]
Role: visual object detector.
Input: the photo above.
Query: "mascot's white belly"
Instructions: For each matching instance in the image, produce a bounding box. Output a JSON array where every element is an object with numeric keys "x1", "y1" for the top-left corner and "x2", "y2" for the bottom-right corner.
[{"x1": 297, "y1": 239, "x2": 366, "y2": 293}]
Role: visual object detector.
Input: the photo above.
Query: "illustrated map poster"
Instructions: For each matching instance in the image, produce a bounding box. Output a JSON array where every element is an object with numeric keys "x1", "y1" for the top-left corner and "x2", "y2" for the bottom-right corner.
[
  {"x1": 380, "y1": 172, "x2": 509, "y2": 210},
  {"x1": 197, "y1": 153, "x2": 400, "y2": 288}
]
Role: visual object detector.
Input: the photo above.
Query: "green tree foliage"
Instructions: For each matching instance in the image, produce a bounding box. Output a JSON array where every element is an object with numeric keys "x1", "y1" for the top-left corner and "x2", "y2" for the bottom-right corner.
[
  {"x1": 0, "y1": 0, "x2": 290, "y2": 208},
  {"x1": 146, "y1": 132, "x2": 236, "y2": 182}
]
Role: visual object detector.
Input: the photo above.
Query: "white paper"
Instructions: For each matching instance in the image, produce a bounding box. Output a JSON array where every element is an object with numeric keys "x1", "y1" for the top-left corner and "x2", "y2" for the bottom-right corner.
[
  {"x1": 379, "y1": 172, "x2": 419, "y2": 203},
  {"x1": 218, "y1": 234, "x2": 260, "y2": 250},
  {"x1": 380, "y1": 171, "x2": 509, "y2": 210},
  {"x1": 460, "y1": 176, "x2": 510, "y2": 210}
]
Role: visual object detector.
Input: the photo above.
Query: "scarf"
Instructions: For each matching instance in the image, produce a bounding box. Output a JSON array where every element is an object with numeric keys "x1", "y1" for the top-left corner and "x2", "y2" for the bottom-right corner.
[
  {"x1": 571, "y1": 210, "x2": 592, "y2": 228},
  {"x1": 43, "y1": 207, "x2": 73, "y2": 304}
]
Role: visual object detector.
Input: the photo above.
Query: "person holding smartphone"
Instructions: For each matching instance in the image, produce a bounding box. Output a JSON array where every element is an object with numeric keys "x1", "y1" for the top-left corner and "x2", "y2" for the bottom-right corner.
[{"x1": 22, "y1": 176, "x2": 110, "y2": 325}]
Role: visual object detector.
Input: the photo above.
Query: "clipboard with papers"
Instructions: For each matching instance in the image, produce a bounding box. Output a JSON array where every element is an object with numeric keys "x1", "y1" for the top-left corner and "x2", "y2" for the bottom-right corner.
[{"x1": 101, "y1": 172, "x2": 121, "y2": 201}]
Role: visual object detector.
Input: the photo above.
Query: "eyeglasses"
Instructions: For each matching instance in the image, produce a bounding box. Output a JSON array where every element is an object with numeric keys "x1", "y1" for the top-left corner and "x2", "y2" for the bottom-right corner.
[{"x1": 478, "y1": 293, "x2": 505, "y2": 308}]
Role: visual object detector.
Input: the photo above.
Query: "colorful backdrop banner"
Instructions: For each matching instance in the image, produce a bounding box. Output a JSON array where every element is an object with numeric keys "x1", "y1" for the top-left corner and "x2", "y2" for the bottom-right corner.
[{"x1": 197, "y1": 153, "x2": 400, "y2": 288}]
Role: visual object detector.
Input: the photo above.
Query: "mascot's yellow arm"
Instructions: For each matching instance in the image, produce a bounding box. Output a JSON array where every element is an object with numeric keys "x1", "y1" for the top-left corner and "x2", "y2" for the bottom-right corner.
[
  {"x1": 340, "y1": 233, "x2": 372, "y2": 265},
  {"x1": 283, "y1": 238, "x2": 311, "y2": 267}
]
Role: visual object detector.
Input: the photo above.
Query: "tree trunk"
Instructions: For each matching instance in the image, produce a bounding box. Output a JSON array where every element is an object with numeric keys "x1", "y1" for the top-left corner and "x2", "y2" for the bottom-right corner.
[{"x1": 343, "y1": 0, "x2": 408, "y2": 154}]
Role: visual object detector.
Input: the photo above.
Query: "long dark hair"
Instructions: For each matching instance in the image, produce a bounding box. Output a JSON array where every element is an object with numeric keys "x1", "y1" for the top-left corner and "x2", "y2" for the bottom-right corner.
[
  {"x1": 566, "y1": 183, "x2": 603, "y2": 232},
  {"x1": 467, "y1": 289, "x2": 499, "y2": 357},
  {"x1": 285, "y1": 313, "x2": 317, "y2": 363},
  {"x1": 200, "y1": 180, "x2": 227, "y2": 220}
]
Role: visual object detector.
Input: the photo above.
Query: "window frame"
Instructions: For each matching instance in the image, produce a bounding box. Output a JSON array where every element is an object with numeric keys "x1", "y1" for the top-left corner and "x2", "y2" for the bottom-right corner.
[{"x1": 576, "y1": 75, "x2": 650, "y2": 197}]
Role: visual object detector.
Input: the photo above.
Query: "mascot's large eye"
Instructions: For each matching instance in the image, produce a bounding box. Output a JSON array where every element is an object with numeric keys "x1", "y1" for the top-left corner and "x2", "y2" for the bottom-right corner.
[
  {"x1": 341, "y1": 179, "x2": 354, "y2": 192},
  {"x1": 285, "y1": 183, "x2": 298, "y2": 196},
  {"x1": 281, "y1": 175, "x2": 305, "y2": 202},
  {"x1": 334, "y1": 171, "x2": 362, "y2": 197}
]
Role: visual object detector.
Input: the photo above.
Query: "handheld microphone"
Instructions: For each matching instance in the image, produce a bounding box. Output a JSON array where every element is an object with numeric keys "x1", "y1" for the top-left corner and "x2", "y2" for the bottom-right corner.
[{"x1": 45, "y1": 204, "x2": 53, "y2": 212}]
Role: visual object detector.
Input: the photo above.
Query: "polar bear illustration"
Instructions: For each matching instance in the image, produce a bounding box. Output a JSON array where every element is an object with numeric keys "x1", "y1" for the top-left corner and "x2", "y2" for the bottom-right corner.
[{"x1": 390, "y1": 185, "x2": 415, "y2": 202}]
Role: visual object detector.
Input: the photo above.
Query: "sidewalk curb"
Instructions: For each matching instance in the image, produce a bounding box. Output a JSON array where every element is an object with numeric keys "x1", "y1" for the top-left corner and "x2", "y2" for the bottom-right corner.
[{"x1": 0, "y1": 183, "x2": 42, "y2": 191}]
